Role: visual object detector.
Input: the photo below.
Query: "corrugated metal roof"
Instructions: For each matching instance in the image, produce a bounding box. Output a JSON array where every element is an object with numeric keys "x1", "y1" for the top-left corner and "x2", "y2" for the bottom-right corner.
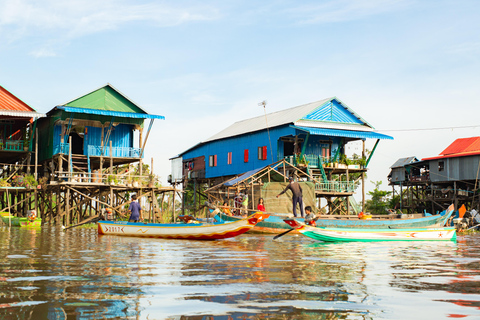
[
  {"x1": 390, "y1": 156, "x2": 419, "y2": 169},
  {"x1": 422, "y1": 151, "x2": 480, "y2": 161},
  {"x1": 302, "y1": 99, "x2": 367, "y2": 125},
  {"x1": 0, "y1": 85, "x2": 40, "y2": 113},
  {"x1": 440, "y1": 137, "x2": 480, "y2": 155},
  {"x1": 422, "y1": 136, "x2": 480, "y2": 161},
  {"x1": 60, "y1": 83, "x2": 151, "y2": 114},
  {"x1": 0, "y1": 110, "x2": 45, "y2": 117},
  {"x1": 294, "y1": 126, "x2": 393, "y2": 140},
  {"x1": 57, "y1": 106, "x2": 164, "y2": 119},
  {"x1": 224, "y1": 166, "x2": 265, "y2": 186},
  {"x1": 205, "y1": 97, "x2": 373, "y2": 143}
]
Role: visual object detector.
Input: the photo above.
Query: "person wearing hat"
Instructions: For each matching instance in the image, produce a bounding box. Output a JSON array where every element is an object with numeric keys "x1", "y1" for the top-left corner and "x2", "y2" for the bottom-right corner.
[{"x1": 276, "y1": 176, "x2": 305, "y2": 217}]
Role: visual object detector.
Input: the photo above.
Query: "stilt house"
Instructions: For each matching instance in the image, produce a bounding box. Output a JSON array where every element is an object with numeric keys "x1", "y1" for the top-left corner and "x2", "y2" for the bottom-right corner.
[
  {"x1": 171, "y1": 97, "x2": 392, "y2": 214},
  {"x1": 36, "y1": 84, "x2": 164, "y2": 179},
  {"x1": 388, "y1": 137, "x2": 480, "y2": 213},
  {"x1": 0, "y1": 85, "x2": 44, "y2": 164}
]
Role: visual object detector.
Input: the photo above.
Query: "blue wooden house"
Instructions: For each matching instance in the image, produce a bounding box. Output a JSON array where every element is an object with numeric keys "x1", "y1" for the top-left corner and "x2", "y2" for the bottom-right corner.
[
  {"x1": 36, "y1": 84, "x2": 164, "y2": 178},
  {"x1": 172, "y1": 97, "x2": 392, "y2": 182}
]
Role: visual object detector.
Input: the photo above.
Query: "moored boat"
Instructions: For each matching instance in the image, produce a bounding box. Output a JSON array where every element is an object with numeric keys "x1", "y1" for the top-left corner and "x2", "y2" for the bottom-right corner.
[
  {"x1": 0, "y1": 211, "x2": 41, "y2": 227},
  {"x1": 97, "y1": 212, "x2": 269, "y2": 240},
  {"x1": 217, "y1": 204, "x2": 454, "y2": 234},
  {"x1": 284, "y1": 219, "x2": 456, "y2": 242}
]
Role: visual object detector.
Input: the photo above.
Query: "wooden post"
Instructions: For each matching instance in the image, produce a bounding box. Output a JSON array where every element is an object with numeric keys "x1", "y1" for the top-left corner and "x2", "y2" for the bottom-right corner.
[
  {"x1": 346, "y1": 168, "x2": 350, "y2": 215},
  {"x1": 172, "y1": 189, "x2": 176, "y2": 222},
  {"x1": 109, "y1": 141, "x2": 113, "y2": 175},
  {"x1": 100, "y1": 137, "x2": 104, "y2": 181},
  {"x1": 66, "y1": 187, "x2": 70, "y2": 226},
  {"x1": 361, "y1": 140, "x2": 365, "y2": 212},
  {"x1": 68, "y1": 136, "x2": 72, "y2": 182},
  {"x1": 35, "y1": 128, "x2": 38, "y2": 180}
]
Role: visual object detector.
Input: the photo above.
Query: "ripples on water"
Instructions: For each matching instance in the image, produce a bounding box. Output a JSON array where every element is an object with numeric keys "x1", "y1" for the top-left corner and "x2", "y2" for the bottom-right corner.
[{"x1": 0, "y1": 226, "x2": 479, "y2": 319}]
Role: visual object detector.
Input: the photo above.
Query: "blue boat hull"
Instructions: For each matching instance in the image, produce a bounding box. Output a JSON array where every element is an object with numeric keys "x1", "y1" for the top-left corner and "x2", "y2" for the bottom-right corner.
[{"x1": 217, "y1": 208, "x2": 453, "y2": 234}]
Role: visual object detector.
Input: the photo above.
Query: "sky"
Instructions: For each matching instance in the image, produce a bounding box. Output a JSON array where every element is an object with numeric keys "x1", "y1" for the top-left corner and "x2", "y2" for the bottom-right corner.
[{"x1": 1, "y1": 0, "x2": 480, "y2": 198}]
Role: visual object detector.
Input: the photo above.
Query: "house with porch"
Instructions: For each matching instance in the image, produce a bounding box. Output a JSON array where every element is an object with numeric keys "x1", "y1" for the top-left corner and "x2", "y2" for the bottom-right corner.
[
  {"x1": 36, "y1": 84, "x2": 164, "y2": 181},
  {"x1": 389, "y1": 136, "x2": 480, "y2": 214},
  {"x1": 0, "y1": 85, "x2": 44, "y2": 165},
  {"x1": 171, "y1": 97, "x2": 392, "y2": 214}
]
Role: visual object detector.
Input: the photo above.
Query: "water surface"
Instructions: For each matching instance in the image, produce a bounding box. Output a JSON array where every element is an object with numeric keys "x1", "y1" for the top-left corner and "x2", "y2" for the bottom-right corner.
[{"x1": 1, "y1": 226, "x2": 479, "y2": 319}]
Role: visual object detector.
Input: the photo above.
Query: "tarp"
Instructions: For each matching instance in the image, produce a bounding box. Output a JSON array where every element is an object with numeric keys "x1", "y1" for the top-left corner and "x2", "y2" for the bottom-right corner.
[
  {"x1": 294, "y1": 126, "x2": 393, "y2": 140},
  {"x1": 261, "y1": 181, "x2": 317, "y2": 215}
]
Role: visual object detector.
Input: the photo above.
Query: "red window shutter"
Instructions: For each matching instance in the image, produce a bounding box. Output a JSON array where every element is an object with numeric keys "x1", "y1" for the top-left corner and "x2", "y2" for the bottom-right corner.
[
  {"x1": 228, "y1": 152, "x2": 232, "y2": 165},
  {"x1": 262, "y1": 146, "x2": 267, "y2": 160},
  {"x1": 244, "y1": 149, "x2": 249, "y2": 162},
  {"x1": 214, "y1": 155, "x2": 217, "y2": 167}
]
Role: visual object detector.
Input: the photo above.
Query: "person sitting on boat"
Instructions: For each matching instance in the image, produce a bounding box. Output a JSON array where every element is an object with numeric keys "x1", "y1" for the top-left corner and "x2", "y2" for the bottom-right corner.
[
  {"x1": 276, "y1": 176, "x2": 305, "y2": 218},
  {"x1": 304, "y1": 206, "x2": 317, "y2": 226},
  {"x1": 128, "y1": 194, "x2": 143, "y2": 223},
  {"x1": 257, "y1": 198, "x2": 266, "y2": 212},
  {"x1": 222, "y1": 201, "x2": 233, "y2": 216}
]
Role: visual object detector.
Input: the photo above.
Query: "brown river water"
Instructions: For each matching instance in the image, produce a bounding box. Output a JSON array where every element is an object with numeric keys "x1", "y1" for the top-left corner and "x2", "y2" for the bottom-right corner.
[{"x1": 1, "y1": 226, "x2": 480, "y2": 320}]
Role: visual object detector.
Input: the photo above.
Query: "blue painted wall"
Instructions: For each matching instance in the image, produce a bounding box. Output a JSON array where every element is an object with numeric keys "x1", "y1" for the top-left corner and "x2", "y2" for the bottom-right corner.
[{"x1": 182, "y1": 125, "x2": 294, "y2": 178}]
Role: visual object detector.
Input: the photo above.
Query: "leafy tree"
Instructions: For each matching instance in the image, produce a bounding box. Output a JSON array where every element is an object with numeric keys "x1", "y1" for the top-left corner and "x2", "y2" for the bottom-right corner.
[{"x1": 365, "y1": 181, "x2": 392, "y2": 214}]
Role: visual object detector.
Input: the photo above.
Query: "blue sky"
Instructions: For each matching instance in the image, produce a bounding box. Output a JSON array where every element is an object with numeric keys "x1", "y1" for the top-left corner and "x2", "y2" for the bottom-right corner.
[{"x1": 1, "y1": 0, "x2": 480, "y2": 196}]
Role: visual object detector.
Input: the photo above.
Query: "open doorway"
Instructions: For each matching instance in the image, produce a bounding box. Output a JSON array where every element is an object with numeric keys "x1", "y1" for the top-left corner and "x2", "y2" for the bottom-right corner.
[{"x1": 69, "y1": 132, "x2": 84, "y2": 155}]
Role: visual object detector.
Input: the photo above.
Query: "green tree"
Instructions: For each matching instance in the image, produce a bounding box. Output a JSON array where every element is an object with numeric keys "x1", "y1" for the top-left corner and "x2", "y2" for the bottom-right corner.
[{"x1": 365, "y1": 181, "x2": 392, "y2": 214}]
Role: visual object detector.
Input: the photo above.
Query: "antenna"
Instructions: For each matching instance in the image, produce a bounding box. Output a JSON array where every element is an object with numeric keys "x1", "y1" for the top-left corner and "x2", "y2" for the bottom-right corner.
[{"x1": 259, "y1": 100, "x2": 274, "y2": 162}]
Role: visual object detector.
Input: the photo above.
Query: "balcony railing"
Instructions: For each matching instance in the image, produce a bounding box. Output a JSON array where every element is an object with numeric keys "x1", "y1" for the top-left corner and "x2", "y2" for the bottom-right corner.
[
  {"x1": 315, "y1": 181, "x2": 356, "y2": 193},
  {"x1": 0, "y1": 139, "x2": 26, "y2": 151},
  {"x1": 53, "y1": 143, "x2": 70, "y2": 155},
  {"x1": 87, "y1": 145, "x2": 142, "y2": 158},
  {"x1": 53, "y1": 143, "x2": 142, "y2": 158},
  {"x1": 285, "y1": 154, "x2": 364, "y2": 169}
]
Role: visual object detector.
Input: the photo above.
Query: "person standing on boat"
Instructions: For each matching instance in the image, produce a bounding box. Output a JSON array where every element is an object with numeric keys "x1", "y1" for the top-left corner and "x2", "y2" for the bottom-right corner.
[
  {"x1": 276, "y1": 176, "x2": 305, "y2": 217},
  {"x1": 128, "y1": 194, "x2": 143, "y2": 222}
]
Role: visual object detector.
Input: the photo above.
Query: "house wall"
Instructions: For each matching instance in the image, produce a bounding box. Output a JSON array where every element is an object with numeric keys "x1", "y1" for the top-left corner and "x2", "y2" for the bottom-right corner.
[
  {"x1": 429, "y1": 156, "x2": 480, "y2": 182},
  {"x1": 182, "y1": 125, "x2": 294, "y2": 179},
  {"x1": 390, "y1": 168, "x2": 406, "y2": 183}
]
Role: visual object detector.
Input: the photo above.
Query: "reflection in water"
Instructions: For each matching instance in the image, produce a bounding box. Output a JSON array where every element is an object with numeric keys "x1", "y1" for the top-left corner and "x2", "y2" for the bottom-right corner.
[{"x1": 0, "y1": 226, "x2": 479, "y2": 319}]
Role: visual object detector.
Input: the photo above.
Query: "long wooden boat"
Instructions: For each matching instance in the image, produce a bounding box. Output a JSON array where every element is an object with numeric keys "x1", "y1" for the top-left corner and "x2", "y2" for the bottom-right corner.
[
  {"x1": 284, "y1": 219, "x2": 457, "y2": 242},
  {"x1": 97, "y1": 212, "x2": 269, "y2": 240},
  {"x1": 0, "y1": 211, "x2": 41, "y2": 227},
  {"x1": 216, "y1": 204, "x2": 454, "y2": 234}
]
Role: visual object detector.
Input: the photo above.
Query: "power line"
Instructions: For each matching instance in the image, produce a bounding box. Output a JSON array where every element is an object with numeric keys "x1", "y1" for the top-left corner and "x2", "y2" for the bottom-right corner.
[{"x1": 378, "y1": 124, "x2": 480, "y2": 132}]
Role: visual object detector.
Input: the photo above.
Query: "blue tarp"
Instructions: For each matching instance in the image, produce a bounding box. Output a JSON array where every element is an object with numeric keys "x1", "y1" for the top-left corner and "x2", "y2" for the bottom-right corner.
[
  {"x1": 57, "y1": 106, "x2": 165, "y2": 120},
  {"x1": 294, "y1": 126, "x2": 393, "y2": 140}
]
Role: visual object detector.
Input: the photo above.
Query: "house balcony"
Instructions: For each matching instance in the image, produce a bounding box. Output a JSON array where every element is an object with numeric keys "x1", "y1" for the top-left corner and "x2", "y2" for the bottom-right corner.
[
  {"x1": 285, "y1": 154, "x2": 364, "y2": 170},
  {"x1": 53, "y1": 143, "x2": 142, "y2": 158},
  {"x1": 315, "y1": 181, "x2": 356, "y2": 193},
  {"x1": 0, "y1": 139, "x2": 26, "y2": 151}
]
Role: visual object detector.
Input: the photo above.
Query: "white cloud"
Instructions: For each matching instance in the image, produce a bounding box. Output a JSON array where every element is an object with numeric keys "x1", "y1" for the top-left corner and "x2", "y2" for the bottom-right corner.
[{"x1": 0, "y1": 0, "x2": 220, "y2": 55}]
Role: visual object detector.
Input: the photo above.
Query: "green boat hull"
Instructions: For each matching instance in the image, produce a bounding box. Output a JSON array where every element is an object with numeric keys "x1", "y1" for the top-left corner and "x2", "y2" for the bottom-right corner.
[{"x1": 1, "y1": 212, "x2": 41, "y2": 227}]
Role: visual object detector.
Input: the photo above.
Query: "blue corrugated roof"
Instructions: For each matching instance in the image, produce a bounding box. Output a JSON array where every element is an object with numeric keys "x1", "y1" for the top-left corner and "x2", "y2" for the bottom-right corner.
[
  {"x1": 294, "y1": 126, "x2": 393, "y2": 140},
  {"x1": 225, "y1": 166, "x2": 265, "y2": 186},
  {"x1": 302, "y1": 100, "x2": 364, "y2": 124},
  {"x1": 57, "y1": 106, "x2": 165, "y2": 120}
]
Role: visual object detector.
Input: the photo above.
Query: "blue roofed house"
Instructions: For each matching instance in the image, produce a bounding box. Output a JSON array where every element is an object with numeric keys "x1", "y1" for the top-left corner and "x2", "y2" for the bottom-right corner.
[{"x1": 171, "y1": 97, "x2": 392, "y2": 214}]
